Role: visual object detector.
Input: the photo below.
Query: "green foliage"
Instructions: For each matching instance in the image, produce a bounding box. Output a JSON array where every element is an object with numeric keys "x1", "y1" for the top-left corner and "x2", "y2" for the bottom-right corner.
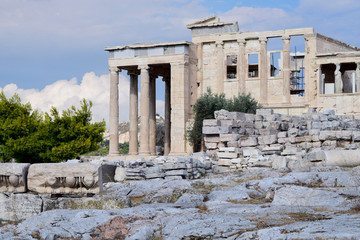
[
  {"x1": 0, "y1": 92, "x2": 105, "y2": 163},
  {"x1": 84, "y1": 140, "x2": 129, "y2": 156},
  {"x1": 187, "y1": 88, "x2": 261, "y2": 151}
]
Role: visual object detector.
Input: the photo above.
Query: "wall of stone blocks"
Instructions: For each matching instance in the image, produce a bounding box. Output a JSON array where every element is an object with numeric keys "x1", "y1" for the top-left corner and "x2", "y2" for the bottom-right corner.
[{"x1": 203, "y1": 108, "x2": 360, "y2": 169}]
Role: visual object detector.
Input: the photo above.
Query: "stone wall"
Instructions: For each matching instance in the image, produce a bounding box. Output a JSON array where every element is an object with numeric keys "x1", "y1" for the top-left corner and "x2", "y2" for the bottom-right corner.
[{"x1": 203, "y1": 109, "x2": 360, "y2": 170}]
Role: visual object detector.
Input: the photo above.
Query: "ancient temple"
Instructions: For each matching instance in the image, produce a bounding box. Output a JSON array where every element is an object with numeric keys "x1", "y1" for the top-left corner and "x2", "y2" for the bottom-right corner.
[{"x1": 105, "y1": 16, "x2": 360, "y2": 156}]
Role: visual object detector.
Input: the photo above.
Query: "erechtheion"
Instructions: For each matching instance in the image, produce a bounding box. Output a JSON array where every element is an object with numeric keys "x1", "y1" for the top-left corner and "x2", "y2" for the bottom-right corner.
[{"x1": 105, "y1": 16, "x2": 360, "y2": 157}]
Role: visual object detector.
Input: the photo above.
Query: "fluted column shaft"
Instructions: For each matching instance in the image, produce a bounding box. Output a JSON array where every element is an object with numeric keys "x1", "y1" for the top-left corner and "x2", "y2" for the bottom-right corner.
[
  {"x1": 128, "y1": 72, "x2": 138, "y2": 155},
  {"x1": 109, "y1": 66, "x2": 120, "y2": 156},
  {"x1": 149, "y1": 75, "x2": 156, "y2": 155},
  {"x1": 164, "y1": 76, "x2": 171, "y2": 156},
  {"x1": 139, "y1": 65, "x2": 150, "y2": 155},
  {"x1": 282, "y1": 35, "x2": 291, "y2": 104}
]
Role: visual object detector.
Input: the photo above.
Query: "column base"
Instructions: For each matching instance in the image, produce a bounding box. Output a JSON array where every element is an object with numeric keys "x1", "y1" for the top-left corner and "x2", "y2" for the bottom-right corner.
[{"x1": 139, "y1": 152, "x2": 151, "y2": 156}]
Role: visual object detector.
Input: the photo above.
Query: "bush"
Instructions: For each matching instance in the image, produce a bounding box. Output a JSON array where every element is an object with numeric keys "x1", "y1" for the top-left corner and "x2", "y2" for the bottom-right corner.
[
  {"x1": 0, "y1": 92, "x2": 105, "y2": 163},
  {"x1": 186, "y1": 88, "x2": 261, "y2": 151},
  {"x1": 84, "y1": 140, "x2": 129, "y2": 156}
]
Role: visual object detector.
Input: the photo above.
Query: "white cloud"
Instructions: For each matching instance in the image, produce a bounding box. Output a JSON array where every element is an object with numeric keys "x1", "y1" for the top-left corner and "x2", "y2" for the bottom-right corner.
[
  {"x1": 220, "y1": 6, "x2": 302, "y2": 32},
  {"x1": 0, "y1": 72, "x2": 166, "y2": 128}
]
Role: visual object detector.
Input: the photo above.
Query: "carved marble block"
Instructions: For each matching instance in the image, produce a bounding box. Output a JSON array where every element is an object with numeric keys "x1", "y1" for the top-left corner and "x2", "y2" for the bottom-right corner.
[
  {"x1": 27, "y1": 163, "x2": 103, "y2": 194},
  {"x1": 0, "y1": 163, "x2": 30, "y2": 193}
]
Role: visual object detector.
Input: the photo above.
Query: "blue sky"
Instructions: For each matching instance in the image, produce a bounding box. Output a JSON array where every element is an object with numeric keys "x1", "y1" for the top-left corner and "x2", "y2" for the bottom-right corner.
[{"x1": 0, "y1": 0, "x2": 359, "y2": 124}]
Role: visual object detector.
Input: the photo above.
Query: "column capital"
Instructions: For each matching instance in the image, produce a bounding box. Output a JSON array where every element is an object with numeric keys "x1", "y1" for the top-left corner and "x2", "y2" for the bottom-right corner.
[
  {"x1": 237, "y1": 38, "x2": 246, "y2": 45},
  {"x1": 109, "y1": 66, "x2": 120, "y2": 73},
  {"x1": 259, "y1": 37, "x2": 267, "y2": 44},
  {"x1": 304, "y1": 33, "x2": 316, "y2": 41},
  {"x1": 215, "y1": 40, "x2": 224, "y2": 47},
  {"x1": 138, "y1": 65, "x2": 149, "y2": 71},
  {"x1": 127, "y1": 70, "x2": 140, "y2": 76},
  {"x1": 282, "y1": 35, "x2": 291, "y2": 41}
]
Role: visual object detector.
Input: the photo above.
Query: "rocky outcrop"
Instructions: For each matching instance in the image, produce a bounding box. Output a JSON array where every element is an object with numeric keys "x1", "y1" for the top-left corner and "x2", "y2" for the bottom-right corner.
[{"x1": 1, "y1": 166, "x2": 360, "y2": 239}]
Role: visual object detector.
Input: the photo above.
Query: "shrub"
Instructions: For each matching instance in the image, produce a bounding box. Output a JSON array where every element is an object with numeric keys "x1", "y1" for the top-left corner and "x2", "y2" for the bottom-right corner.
[
  {"x1": 186, "y1": 88, "x2": 261, "y2": 151},
  {"x1": 0, "y1": 92, "x2": 105, "y2": 163}
]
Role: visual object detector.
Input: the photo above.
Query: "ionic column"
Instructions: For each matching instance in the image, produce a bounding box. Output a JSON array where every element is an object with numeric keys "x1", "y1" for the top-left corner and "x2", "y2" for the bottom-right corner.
[
  {"x1": 149, "y1": 75, "x2": 156, "y2": 155},
  {"x1": 356, "y1": 63, "x2": 360, "y2": 92},
  {"x1": 109, "y1": 66, "x2": 120, "y2": 156},
  {"x1": 138, "y1": 65, "x2": 150, "y2": 155},
  {"x1": 128, "y1": 72, "x2": 138, "y2": 155},
  {"x1": 335, "y1": 63, "x2": 343, "y2": 93},
  {"x1": 282, "y1": 35, "x2": 291, "y2": 104},
  {"x1": 216, "y1": 41, "x2": 224, "y2": 94},
  {"x1": 164, "y1": 76, "x2": 171, "y2": 156},
  {"x1": 237, "y1": 39, "x2": 246, "y2": 94},
  {"x1": 260, "y1": 37, "x2": 268, "y2": 105}
]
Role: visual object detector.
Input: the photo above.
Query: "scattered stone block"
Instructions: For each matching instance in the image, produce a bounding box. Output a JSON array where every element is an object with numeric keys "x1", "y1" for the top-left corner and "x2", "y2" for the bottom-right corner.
[
  {"x1": 202, "y1": 126, "x2": 220, "y2": 134},
  {"x1": 203, "y1": 119, "x2": 220, "y2": 126},
  {"x1": 217, "y1": 152, "x2": 238, "y2": 159},
  {"x1": 319, "y1": 131, "x2": 336, "y2": 141},
  {"x1": 218, "y1": 159, "x2": 232, "y2": 166},
  {"x1": 227, "y1": 141, "x2": 239, "y2": 147},
  {"x1": 218, "y1": 147, "x2": 236, "y2": 152},
  {"x1": 205, "y1": 142, "x2": 217, "y2": 149},
  {"x1": 27, "y1": 163, "x2": 103, "y2": 195},
  {"x1": 258, "y1": 135, "x2": 277, "y2": 145},
  {"x1": 323, "y1": 109, "x2": 335, "y2": 115},
  {"x1": 204, "y1": 135, "x2": 220, "y2": 143},
  {"x1": 230, "y1": 112, "x2": 246, "y2": 120},
  {"x1": 220, "y1": 119, "x2": 234, "y2": 126},
  {"x1": 256, "y1": 109, "x2": 273, "y2": 115},
  {"x1": 163, "y1": 163, "x2": 187, "y2": 170},
  {"x1": 245, "y1": 113, "x2": 255, "y2": 122},
  {"x1": 214, "y1": 109, "x2": 230, "y2": 120},
  {"x1": 240, "y1": 136, "x2": 258, "y2": 147},
  {"x1": 278, "y1": 132, "x2": 287, "y2": 138},
  {"x1": 220, "y1": 133, "x2": 239, "y2": 142},
  {"x1": 114, "y1": 167, "x2": 126, "y2": 182},
  {"x1": 0, "y1": 163, "x2": 30, "y2": 193},
  {"x1": 165, "y1": 170, "x2": 188, "y2": 178},
  {"x1": 259, "y1": 129, "x2": 278, "y2": 135}
]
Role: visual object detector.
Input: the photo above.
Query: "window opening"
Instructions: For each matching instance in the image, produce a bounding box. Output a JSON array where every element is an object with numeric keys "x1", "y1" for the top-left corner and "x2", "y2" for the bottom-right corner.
[
  {"x1": 320, "y1": 64, "x2": 336, "y2": 94},
  {"x1": 226, "y1": 55, "x2": 237, "y2": 79},
  {"x1": 340, "y1": 62, "x2": 357, "y2": 93},
  {"x1": 270, "y1": 52, "x2": 281, "y2": 77},
  {"x1": 290, "y1": 45, "x2": 305, "y2": 96},
  {"x1": 248, "y1": 54, "x2": 259, "y2": 78}
]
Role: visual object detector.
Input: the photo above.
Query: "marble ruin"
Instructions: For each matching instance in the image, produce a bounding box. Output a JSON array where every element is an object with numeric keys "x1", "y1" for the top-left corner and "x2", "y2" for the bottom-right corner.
[
  {"x1": 105, "y1": 16, "x2": 360, "y2": 156},
  {"x1": 203, "y1": 108, "x2": 360, "y2": 170},
  {"x1": 27, "y1": 163, "x2": 103, "y2": 195},
  {"x1": 0, "y1": 163, "x2": 29, "y2": 193}
]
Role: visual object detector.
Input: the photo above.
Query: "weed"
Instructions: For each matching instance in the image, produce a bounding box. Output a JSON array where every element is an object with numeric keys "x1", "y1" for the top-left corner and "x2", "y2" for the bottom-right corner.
[
  {"x1": 196, "y1": 204, "x2": 209, "y2": 213},
  {"x1": 285, "y1": 212, "x2": 331, "y2": 222}
]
